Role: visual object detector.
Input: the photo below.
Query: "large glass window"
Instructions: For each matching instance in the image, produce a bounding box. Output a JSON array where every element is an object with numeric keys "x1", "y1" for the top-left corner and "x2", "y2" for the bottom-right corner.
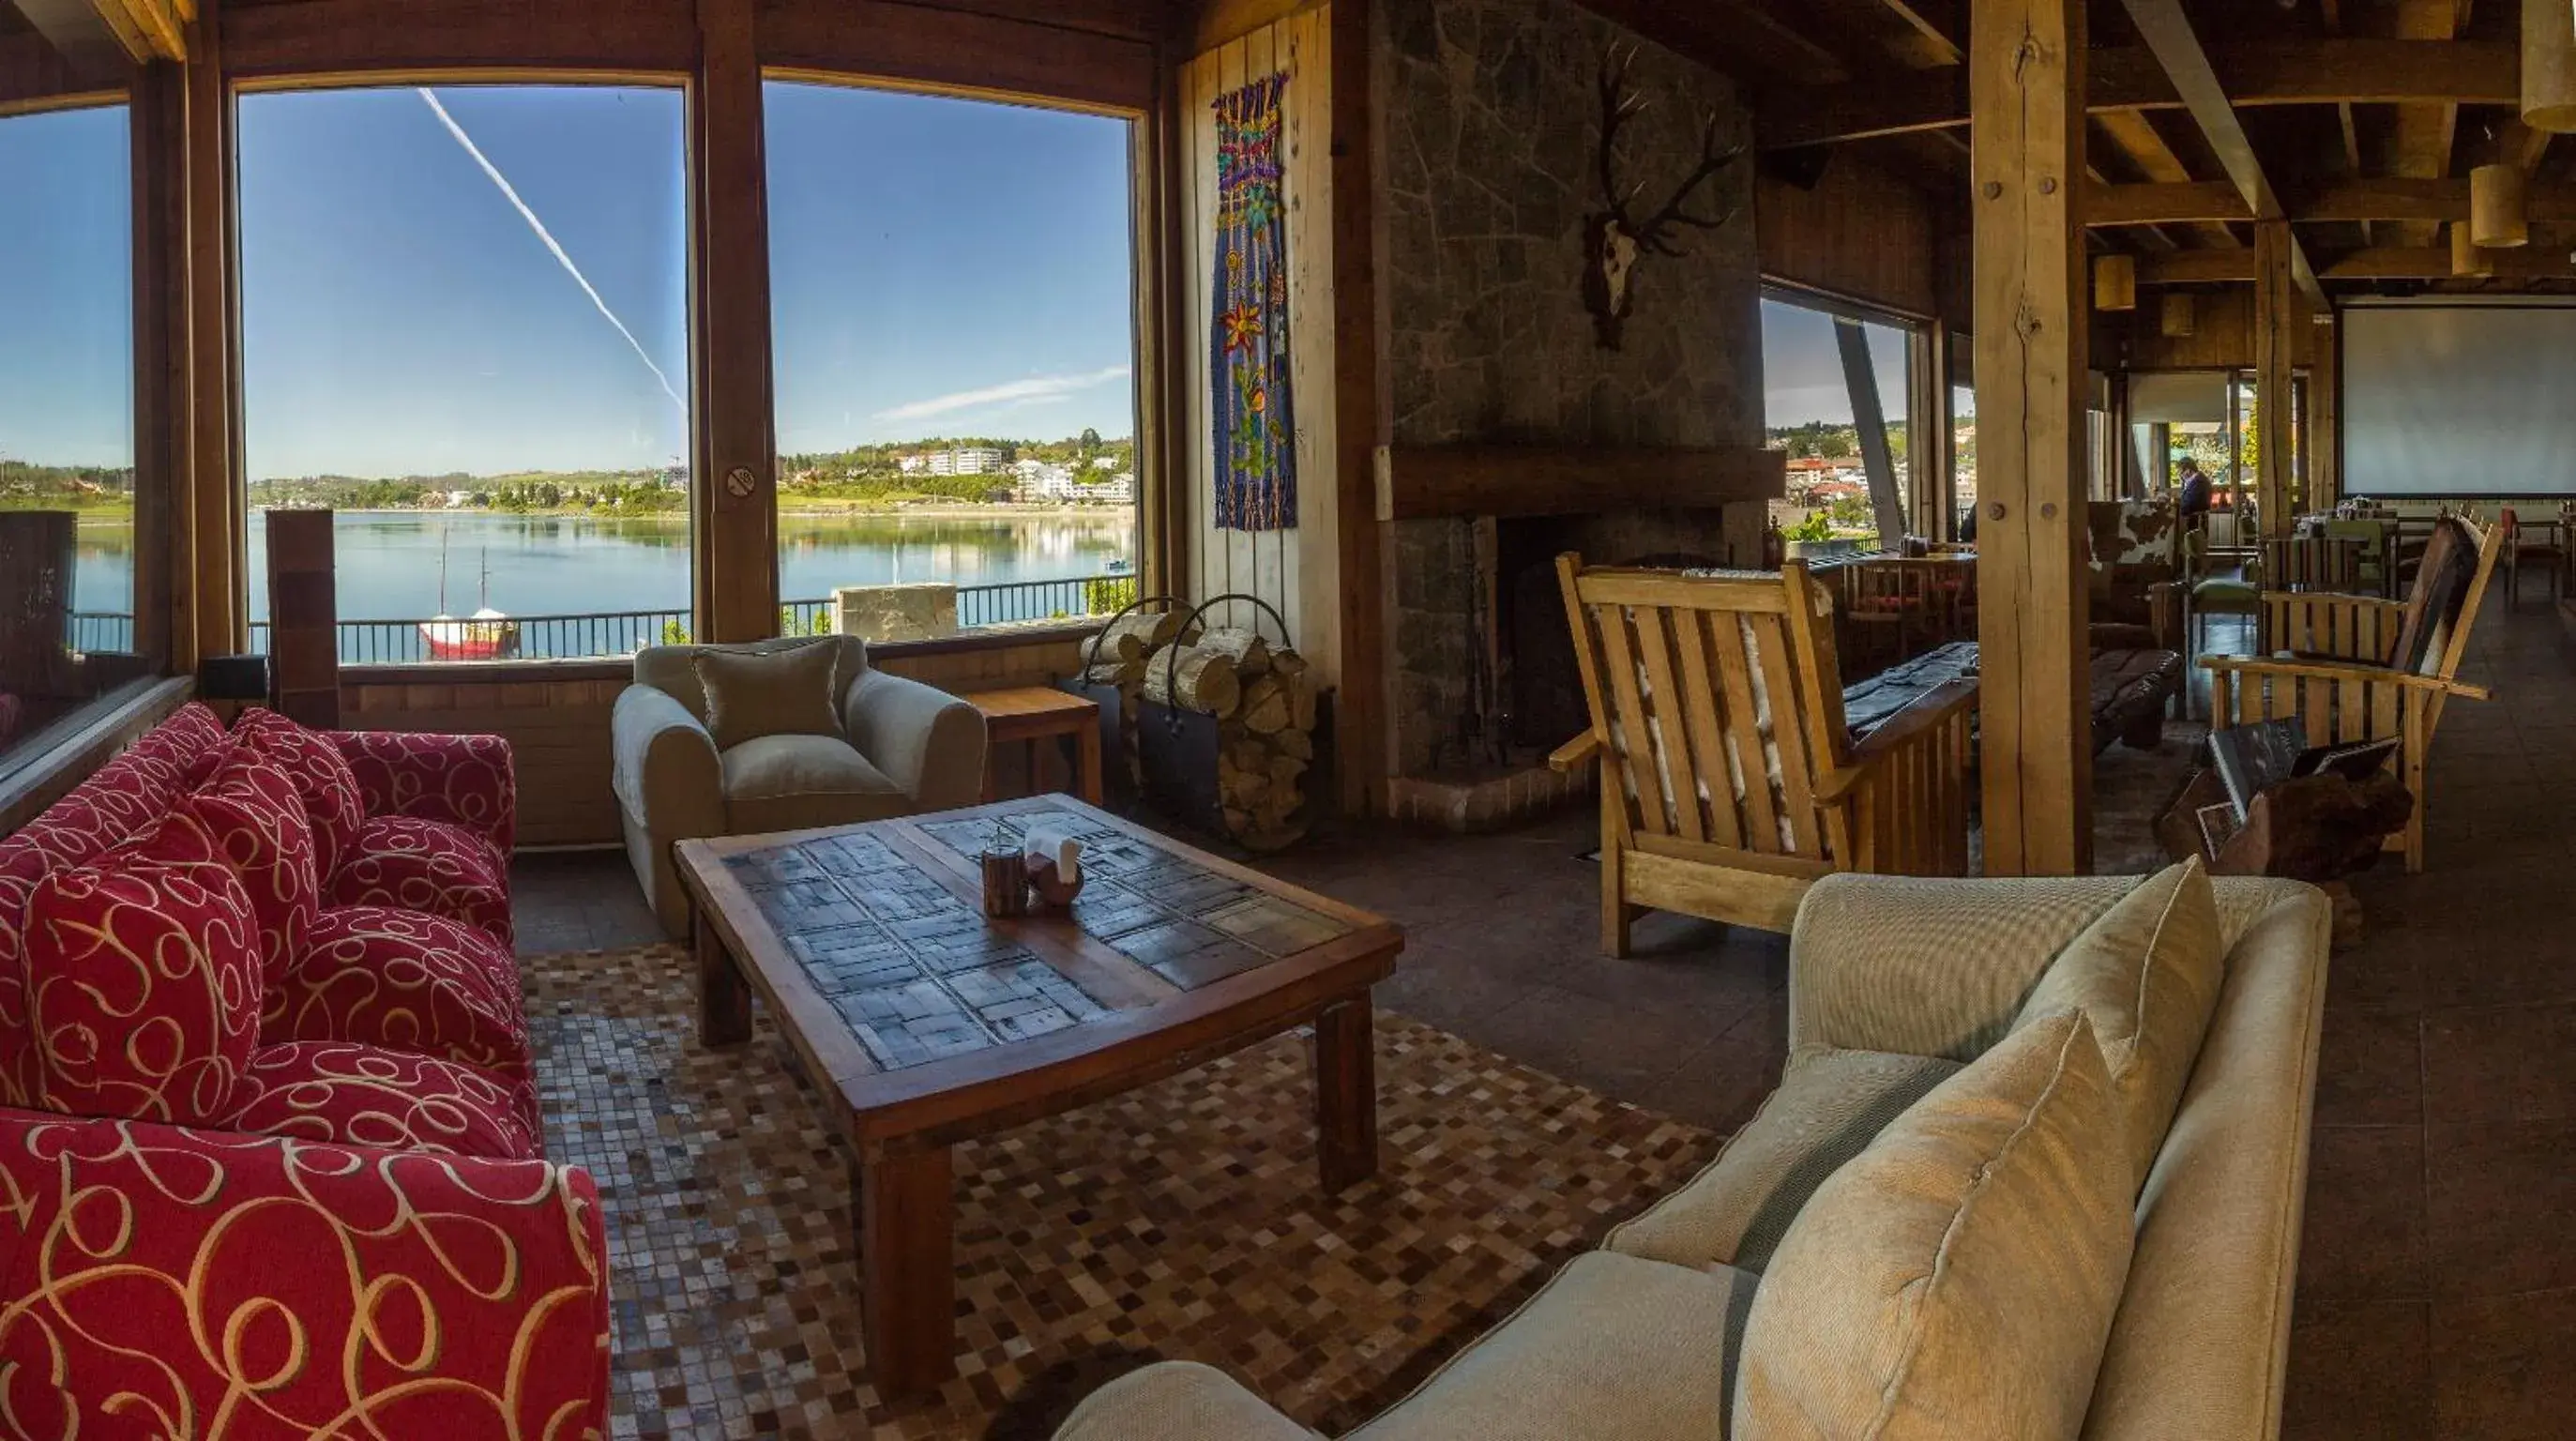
[
  {"x1": 236, "y1": 85, "x2": 691, "y2": 662},
  {"x1": 1760, "y1": 291, "x2": 1918, "y2": 549},
  {"x1": 764, "y1": 81, "x2": 1141, "y2": 641},
  {"x1": 0, "y1": 100, "x2": 141, "y2": 768}
]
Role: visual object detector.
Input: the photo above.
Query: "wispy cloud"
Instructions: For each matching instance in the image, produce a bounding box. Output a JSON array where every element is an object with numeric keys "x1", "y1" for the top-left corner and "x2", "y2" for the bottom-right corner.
[
  {"x1": 874, "y1": 367, "x2": 1132, "y2": 424},
  {"x1": 417, "y1": 88, "x2": 687, "y2": 414}
]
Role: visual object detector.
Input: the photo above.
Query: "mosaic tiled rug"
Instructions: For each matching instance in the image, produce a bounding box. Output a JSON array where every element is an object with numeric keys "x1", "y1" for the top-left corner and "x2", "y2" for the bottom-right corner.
[{"x1": 526, "y1": 943, "x2": 1723, "y2": 1440}]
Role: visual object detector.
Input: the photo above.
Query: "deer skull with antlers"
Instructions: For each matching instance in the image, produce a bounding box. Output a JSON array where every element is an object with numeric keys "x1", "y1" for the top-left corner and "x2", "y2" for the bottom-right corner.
[{"x1": 1584, "y1": 45, "x2": 1744, "y2": 352}]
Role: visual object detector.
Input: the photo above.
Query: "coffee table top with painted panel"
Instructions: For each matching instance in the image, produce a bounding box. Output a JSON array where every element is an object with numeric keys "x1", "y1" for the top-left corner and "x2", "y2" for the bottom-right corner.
[{"x1": 675, "y1": 795, "x2": 1402, "y2": 1151}]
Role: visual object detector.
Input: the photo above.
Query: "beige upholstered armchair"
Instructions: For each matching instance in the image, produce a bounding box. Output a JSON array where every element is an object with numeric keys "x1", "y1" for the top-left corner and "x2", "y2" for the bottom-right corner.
[{"x1": 611, "y1": 635, "x2": 987, "y2": 936}]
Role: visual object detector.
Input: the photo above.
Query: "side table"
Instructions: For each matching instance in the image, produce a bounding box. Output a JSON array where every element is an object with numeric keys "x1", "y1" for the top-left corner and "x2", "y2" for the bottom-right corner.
[{"x1": 964, "y1": 685, "x2": 1104, "y2": 805}]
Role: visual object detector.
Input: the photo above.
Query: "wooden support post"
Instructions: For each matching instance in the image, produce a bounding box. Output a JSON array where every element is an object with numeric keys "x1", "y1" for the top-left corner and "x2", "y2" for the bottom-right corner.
[
  {"x1": 2254, "y1": 220, "x2": 2296, "y2": 538},
  {"x1": 132, "y1": 60, "x2": 187, "y2": 672},
  {"x1": 184, "y1": 4, "x2": 239, "y2": 660},
  {"x1": 691, "y1": 0, "x2": 777, "y2": 644},
  {"x1": 1334, "y1": 0, "x2": 1388, "y2": 816},
  {"x1": 1972, "y1": 0, "x2": 2093, "y2": 876}
]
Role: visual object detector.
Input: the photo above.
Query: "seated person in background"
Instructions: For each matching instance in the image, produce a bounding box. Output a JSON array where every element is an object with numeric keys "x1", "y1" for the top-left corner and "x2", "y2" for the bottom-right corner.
[{"x1": 2176, "y1": 458, "x2": 2212, "y2": 521}]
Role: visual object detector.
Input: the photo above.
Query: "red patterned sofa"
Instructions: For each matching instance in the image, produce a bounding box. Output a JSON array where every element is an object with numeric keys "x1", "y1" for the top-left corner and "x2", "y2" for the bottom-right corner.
[{"x1": 0, "y1": 703, "x2": 609, "y2": 1433}]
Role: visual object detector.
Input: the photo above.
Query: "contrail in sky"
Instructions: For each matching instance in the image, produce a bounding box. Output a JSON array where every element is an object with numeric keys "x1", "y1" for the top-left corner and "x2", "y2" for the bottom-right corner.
[
  {"x1": 417, "y1": 88, "x2": 687, "y2": 413},
  {"x1": 875, "y1": 367, "x2": 1134, "y2": 423}
]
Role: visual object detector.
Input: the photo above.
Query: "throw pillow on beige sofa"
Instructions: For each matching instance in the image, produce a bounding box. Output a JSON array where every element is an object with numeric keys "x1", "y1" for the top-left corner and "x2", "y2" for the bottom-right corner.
[
  {"x1": 1734, "y1": 1009, "x2": 2134, "y2": 1439},
  {"x1": 2012, "y1": 857, "x2": 2224, "y2": 1190}
]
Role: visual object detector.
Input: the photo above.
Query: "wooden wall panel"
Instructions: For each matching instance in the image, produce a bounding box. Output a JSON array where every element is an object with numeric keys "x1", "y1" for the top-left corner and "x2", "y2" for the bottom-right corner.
[
  {"x1": 2102, "y1": 287, "x2": 2320, "y2": 371},
  {"x1": 223, "y1": 0, "x2": 697, "y2": 78},
  {"x1": 1177, "y1": 12, "x2": 1335, "y2": 664},
  {"x1": 1758, "y1": 157, "x2": 1940, "y2": 318},
  {"x1": 0, "y1": 32, "x2": 119, "y2": 112},
  {"x1": 760, "y1": 0, "x2": 1154, "y2": 113}
]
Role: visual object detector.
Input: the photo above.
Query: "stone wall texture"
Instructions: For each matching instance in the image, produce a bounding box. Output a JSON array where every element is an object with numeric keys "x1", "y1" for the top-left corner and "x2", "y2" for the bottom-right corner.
[{"x1": 1378, "y1": 0, "x2": 1766, "y2": 777}]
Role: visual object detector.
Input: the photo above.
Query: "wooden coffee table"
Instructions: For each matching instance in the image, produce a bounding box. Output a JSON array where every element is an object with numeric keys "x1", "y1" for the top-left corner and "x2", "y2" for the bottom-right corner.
[{"x1": 674, "y1": 795, "x2": 1402, "y2": 1398}]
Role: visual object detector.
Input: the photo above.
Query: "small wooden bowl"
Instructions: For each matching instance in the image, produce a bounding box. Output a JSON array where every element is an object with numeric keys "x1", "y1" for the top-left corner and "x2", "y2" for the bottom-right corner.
[{"x1": 1027, "y1": 857, "x2": 1085, "y2": 911}]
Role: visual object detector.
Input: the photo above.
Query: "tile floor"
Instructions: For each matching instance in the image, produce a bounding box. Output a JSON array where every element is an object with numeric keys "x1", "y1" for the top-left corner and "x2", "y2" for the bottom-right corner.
[{"x1": 510, "y1": 585, "x2": 2576, "y2": 1440}]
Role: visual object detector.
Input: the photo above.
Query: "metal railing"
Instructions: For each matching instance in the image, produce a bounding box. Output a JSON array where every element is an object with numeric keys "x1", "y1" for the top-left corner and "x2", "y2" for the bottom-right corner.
[
  {"x1": 66, "y1": 613, "x2": 136, "y2": 655},
  {"x1": 69, "y1": 572, "x2": 1135, "y2": 667}
]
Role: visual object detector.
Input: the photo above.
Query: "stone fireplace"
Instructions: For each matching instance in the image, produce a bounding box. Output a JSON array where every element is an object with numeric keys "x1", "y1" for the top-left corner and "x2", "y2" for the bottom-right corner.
[{"x1": 1376, "y1": 0, "x2": 1771, "y2": 828}]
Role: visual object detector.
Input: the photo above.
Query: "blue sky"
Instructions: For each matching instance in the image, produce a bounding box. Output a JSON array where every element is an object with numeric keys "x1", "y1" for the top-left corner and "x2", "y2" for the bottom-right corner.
[
  {"x1": 0, "y1": 83, "x2": 1140, "y2": 480},
  {"x1": 0, "y1": 105, "x2": 132, "y2": 470},
  {"x1": 1761, "y1": 299, "x2": 1914, "y2": 429}
]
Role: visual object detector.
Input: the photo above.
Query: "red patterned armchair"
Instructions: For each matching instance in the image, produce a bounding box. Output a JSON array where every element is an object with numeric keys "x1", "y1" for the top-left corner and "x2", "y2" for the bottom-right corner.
[{"x1": 0, "y1": 703, "x2": 609, "y2": 1433}]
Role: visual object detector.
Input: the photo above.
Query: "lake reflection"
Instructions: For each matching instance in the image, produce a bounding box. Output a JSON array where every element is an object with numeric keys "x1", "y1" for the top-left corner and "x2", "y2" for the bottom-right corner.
[{"x1": 67, "y1": 509, "x2": 1137, "y2": 621}]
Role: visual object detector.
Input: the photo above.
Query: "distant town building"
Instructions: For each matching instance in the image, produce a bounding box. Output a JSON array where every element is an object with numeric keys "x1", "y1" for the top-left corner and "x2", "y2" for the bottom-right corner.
[
  {"x1": 1091, "y1": 455, "x2": 1120, "y2": 470},
  {"x1": 1074, "y1": 472, "x2": 1136, "y2": 505},
  {"x1": 914, "y1": 447, "x2": 1007, "y2": 477},
  {"x1": 1009, "y1": 460, "x2": 1079, "y2": 502}
]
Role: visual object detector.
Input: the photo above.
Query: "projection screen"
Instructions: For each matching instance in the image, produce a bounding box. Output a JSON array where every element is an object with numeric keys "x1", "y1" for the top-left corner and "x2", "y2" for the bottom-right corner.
[{"x1": 2343, "y1": 304, "x2": 2576, "y2": 497}]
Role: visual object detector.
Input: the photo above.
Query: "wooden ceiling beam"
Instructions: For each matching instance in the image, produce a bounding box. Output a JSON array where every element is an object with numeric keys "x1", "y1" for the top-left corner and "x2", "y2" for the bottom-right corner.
[
  {"x1": 98, "y1": 0, "x2": 188, "y2": 63},
  {"x1": 2136, "y1": 245, "x2": 2576, "y2": 284},
  {"x1": 2137, "y1": 249, "x2": 2261, "y2": 284},
  {"x1": 2320, "y1": 0, "x2": 2370, "y2": 243},
  {"x1": 2090, "y1": 176, "x2": 2576, "y2": 224},
  {"x1": 1761, "y1": 39, "x2": 2520, "y2": 148},
  {"x1": 2384, "y1": 0, "x2": 2468, "y2": 248},
  {"x1": 2091, "y1": 108, "x2": 2239, "y2": 246},
  {"x1": 2116, "y1": 0, "x2": 2328, "y2": 307},
  {"x1": 1859, "y1": 0, "x2": 1962, "y2": 67},
  {"x1": 2088, "y1": 179, "x2": 2254, "y2": 225},
  {"x1": 2319, "y1": 246, "x2": 2576, "y2": 280}
]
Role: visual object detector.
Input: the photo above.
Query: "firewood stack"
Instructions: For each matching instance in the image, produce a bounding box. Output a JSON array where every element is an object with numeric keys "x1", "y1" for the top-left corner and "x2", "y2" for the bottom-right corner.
[
  {"x1": 1144, "y1": 624, "x2": 1320, "y2": 851},
  {"x1": 1081, "y1": 608, "x2": 1191, "y2": 794}
]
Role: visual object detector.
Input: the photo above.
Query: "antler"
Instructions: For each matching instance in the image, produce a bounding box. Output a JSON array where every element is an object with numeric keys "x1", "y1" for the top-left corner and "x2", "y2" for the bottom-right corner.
[
  {"x1": 1631, "y1": 111, "x2": 1745, "y2": 256},
  {"x1": 1596, "y1": 43, "x2": 1651, "y2": 227}
]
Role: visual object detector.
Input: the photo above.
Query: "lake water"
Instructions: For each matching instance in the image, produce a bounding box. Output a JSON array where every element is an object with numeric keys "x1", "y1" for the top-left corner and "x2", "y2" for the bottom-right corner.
[{"x1": 68, "y1": 509, "x2": 1138, "y2": 623}]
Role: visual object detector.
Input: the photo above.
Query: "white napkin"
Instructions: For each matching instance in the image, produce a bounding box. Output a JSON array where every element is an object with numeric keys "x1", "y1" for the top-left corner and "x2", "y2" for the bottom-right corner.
[{"x1": 1022, "y1": 824, "x2": 1083, "y2": 883}]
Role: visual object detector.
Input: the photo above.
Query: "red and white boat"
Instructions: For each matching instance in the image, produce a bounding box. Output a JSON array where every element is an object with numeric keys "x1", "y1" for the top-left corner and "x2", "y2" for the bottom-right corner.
[{"x1": 420, "y1": 541, "x2": 521, "y2": 660}]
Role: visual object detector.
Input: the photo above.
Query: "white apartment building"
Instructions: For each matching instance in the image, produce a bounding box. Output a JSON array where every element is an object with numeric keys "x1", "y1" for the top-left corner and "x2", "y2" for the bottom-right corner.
[{"x1": 922, "y1": 447, "x2": 1007, "y2": 477}]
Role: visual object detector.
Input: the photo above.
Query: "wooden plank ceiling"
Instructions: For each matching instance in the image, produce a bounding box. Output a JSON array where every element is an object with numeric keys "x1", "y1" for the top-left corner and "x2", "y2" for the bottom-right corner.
[{"x1": 1591, "y1": 0, "x2": 2572, "y2": 297}]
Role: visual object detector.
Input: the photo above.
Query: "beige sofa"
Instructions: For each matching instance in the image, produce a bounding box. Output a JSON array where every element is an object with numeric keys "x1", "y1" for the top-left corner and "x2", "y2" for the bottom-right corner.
[
  {"x1": 610, "y1": 635, "x2": 987, "y2": 936},
  {"x1": 1055, "y1": 870, "x2": 2331, "y2": 1441}
]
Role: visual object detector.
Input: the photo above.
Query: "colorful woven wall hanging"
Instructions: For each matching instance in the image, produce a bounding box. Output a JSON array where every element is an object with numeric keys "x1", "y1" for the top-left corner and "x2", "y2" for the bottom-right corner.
[{"x1": 1213, "y1": 72, "x2": 1296, "y2": 532}]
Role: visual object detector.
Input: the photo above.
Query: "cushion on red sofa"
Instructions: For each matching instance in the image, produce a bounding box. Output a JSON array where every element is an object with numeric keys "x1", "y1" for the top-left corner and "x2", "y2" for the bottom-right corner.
[
  {"x1": 235, "y1": 707, "x2": 366, "y2": 883},
  {"x1": 0, "y1": 1112, "x2": 608, "y2": 1439},
  {"x1": 183, "y1": 745, "x2": 322, "y2": 983},
  {"x1": 327, "y1": 815, "x2": 514, "y2": 947},
  {"x1": 126, "y1": 701, "x2": 228, "y2": 788},
  {"x1": 22, "y1": 813, "x2": 264, "y2": 1127},
  {"x1": 270, "y1": 906, "x2": 532, "y2": 1086},
  {"x1": 222, "y1": 1040, "x2": 540, "y2": 1160},
  {"x1": 328, "y1": 727, "x2": 518, "y2": 859}
]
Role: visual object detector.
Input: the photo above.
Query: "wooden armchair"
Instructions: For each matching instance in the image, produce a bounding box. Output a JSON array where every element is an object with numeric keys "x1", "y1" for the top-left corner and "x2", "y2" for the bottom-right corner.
[
  {"x1": 1550, "y1": 554, "x2": 1977, "y2": 953},
  {"x1": 2208, "y1": 515, "x2": 2503, "y2": 872}
]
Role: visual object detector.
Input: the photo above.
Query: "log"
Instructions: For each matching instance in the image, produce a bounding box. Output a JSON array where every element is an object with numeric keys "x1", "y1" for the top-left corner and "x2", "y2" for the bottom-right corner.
[
  {"x1": 1198, "y1": 626, "x2": 1271, "y2": 675},
  {"x1": 1240, "y1": 685, "x2": 1291, "y2": 734},
  {"x1": 1145, "y1": 645, "x2": 1241, "y2": 717},
  {"x1": 1099, "y1": 608, "x2": 1185, "y2": 664},
  {"x1": 1275, "y1": 727, "x2": 1313, "y2": 762}
]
